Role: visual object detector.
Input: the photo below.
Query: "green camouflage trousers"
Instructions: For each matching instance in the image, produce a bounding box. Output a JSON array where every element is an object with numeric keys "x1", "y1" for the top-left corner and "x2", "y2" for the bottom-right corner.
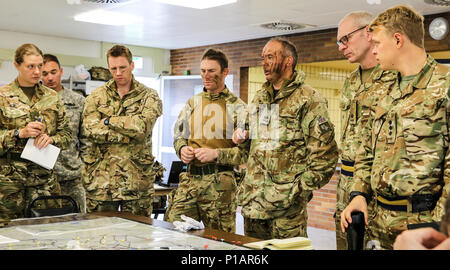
[
  {"x1": 164, "y1": 171, "x2": 237, "y2": 233},
  {"x1": 366, "y1": 204, "x2": 435, "y2": 250},
  {"x1": 0, "y1": 176, "x2": 61, "y2": 222},
  {"x1": 59, "y1": 178, "x2": 86, "y2": 214},
  {"x1": 86, "y1": 197, "x2": 153, "y2": 217},
  {"x1": 244, "y1": 200, "x2": 307, "y2": 240}
]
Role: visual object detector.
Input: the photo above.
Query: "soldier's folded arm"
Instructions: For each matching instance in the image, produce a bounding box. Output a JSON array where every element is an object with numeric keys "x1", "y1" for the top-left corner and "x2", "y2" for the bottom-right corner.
[
  {"x1": 108, "y1": 93, "x2": 162, "y2": 141},
  {"x1": 298, "y1": 101, "x2": 338, "y2": 192},
  {"x1": 49, "y1": 96, "x2": 72, "y2": 150},
  {"x1": 82, "y1": 96, "x2": 131, "y2": 144}
]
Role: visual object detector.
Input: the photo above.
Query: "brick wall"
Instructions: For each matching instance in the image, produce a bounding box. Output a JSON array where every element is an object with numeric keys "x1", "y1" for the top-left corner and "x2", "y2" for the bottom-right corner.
[{"x1": 170, "y1": 12, "x2": 450, "y2": 231}]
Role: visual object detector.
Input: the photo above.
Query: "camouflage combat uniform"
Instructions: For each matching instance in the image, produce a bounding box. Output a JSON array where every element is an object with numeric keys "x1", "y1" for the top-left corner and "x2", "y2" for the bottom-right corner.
[
  {"x1": 165, "y1": 87, "x2": 249, "y2": 233},
  {"x1": 237, "y1": 71, "x2": 338, "y2": 240},
  {"x1": 82, "y1": 77, "x2": 162, "y2": 217},
  {"x1": 350, "y1": 55, "x2": 450, "y2": 249},
  {"x1": 0, "y1": 80, "x2": 71, "y2": 222},
  {"x1": 53, "y1": 87, "x2": 90, "y2": 213},
  {"x1": 336, "y1": 65, "x2": 397, "y2": 250}
]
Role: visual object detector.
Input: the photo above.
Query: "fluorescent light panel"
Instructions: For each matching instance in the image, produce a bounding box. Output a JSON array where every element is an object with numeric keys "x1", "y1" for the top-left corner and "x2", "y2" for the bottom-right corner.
[
  {"x1": 74, "y1": 9, "x2": 143, "y2": 26},
  {"x1": 155, "y1": 0, "x2": 237, "y2": 9}
]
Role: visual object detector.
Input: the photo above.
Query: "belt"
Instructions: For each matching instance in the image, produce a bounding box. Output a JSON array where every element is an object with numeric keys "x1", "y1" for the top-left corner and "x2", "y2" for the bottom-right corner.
[
  {"x1": 341, "y1": 160, "x2": 355, "y2": 177},
  {"x1": 188, "y1": 164, "x2": 234, "y2": 175},
  {"x1": 377, "y1": 194, "x2": 438, "y2": 213}
]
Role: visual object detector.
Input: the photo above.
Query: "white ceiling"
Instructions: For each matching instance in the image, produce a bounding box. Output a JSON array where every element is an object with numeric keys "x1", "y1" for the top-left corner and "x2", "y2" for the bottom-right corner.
[{"x1": 0, "y1": 0, "x2": 448, "y2": 50}]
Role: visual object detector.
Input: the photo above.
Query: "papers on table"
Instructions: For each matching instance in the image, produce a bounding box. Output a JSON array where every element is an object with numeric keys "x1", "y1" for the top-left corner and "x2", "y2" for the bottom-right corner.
[
  {"x1": 0, "y1": 235, "x2": 19, "y2": 245},
  {"x1": 20, "y1": 138, "x2": 61, "y2": 170}
]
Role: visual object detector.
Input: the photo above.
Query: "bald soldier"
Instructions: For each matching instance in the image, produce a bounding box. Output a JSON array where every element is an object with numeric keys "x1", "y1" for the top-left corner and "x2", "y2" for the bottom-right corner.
[
  {"x1": 335, "y1": 11, "x2": 397, "y2": 249},
  {"x1": 341, "y1": 5, "x2": 450, "y2": 249},
  {"x1": 234, "y1": 37, "x2": 338, "y2": 240},
  {"x1": 82, "y1": 45, "x2": 162, "y2": 216}
]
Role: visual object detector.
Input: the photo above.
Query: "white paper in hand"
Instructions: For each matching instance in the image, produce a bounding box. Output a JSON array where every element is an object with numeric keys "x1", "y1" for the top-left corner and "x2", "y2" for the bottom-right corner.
[{"x1": 20, "y1": 138, "x2": 61, "y2": 170}]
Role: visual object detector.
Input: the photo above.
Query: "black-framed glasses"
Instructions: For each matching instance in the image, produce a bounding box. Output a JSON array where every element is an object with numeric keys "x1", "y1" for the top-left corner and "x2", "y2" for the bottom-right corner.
[{"x1": 337, "y1": 25, "x2": 367, "y2": 47}]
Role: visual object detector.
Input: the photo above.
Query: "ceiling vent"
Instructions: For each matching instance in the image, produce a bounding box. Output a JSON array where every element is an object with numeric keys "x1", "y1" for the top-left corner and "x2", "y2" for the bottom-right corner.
[
  {"x1": 260, "y1": 21, "x2": 311, "y2": 31},
  {"x1": 424, "y1": 0, "x2": 450, "y2": 6}
]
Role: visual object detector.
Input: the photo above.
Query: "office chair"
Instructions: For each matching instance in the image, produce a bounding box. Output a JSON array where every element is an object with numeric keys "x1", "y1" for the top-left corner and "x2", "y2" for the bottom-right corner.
[{"x1": 26, "y1": 195, "x2": 79, "y2": 218}]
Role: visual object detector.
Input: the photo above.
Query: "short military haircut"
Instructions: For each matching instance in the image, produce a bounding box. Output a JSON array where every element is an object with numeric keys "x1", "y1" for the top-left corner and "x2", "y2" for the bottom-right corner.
[
  {"x1": 201, "y1": 48, "x2": 229, "y2": 71},
  {"x1": 107, "y1": 44, "x2": 133, "y2": 64},
  {"x1": 268, "y1": 37, "x2": 298, "y2": 72},
  {"x1": 14, "y1": 43, "x2": 43, "y2": 65},
  {"x1": 369, "y1": 5, "x2": 424, "y2": 49},
  {"x1": 43, "y1": 54, "x2": 61, "y2": 68},
  {"x1": 340, "y1": 11, "x2": 374, "y2": 28}
]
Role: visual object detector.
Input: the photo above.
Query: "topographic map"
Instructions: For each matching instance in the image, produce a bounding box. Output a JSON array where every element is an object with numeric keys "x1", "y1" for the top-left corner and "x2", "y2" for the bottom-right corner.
[{"x1": 0, "y1": 217, "x2": 249, "y2": 250}]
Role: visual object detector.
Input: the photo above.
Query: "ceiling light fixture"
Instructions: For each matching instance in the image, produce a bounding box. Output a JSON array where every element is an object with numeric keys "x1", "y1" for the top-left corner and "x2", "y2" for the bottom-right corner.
[
  {"x1": 74, "y1": 9, "x2": 143, "y2": 26},
  {"x1": 154, "y1": 0, "x2": 237, "y2": 9}
]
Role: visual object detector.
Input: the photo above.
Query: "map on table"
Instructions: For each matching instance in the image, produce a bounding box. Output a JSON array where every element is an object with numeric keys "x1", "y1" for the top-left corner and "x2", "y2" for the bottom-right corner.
[{"x1": 0, "y1": 217, "x2": 249, "y2": 250}]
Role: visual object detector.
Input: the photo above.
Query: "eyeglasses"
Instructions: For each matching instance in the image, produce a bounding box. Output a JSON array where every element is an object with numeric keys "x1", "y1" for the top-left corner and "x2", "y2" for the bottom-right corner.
[{"x1": 337, "y1": 25, "x2": 367, "y2": 47}]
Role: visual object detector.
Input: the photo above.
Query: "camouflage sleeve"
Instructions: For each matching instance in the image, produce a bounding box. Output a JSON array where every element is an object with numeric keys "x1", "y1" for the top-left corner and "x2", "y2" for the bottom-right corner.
[
  {"x1": 82, "y1": 94, "x2": 130, "y2": 144},
  {"x1": 351, "y1": 109, "x2": 374, "y2": 198},
  {"x1": 50, "y1": 95, "x2": 72, "y2": 150},
  {"x1": 299, "y1": 101, "x2": 338, "y2": 191},
  {"x1": 0, "y1": 129, "x2": 17, "y2": 156},
  {"x1": 432, "y1": 91, "x2": 450, "y2": 221},
  {"x1": 108, "y1": 91, "x2": 162, "y2": 142},
  {"x1": 173, "y1": 101, "x2": 192, "y2": 159}
]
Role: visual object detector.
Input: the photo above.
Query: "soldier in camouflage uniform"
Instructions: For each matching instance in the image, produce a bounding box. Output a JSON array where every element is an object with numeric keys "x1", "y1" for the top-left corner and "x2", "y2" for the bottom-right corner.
[
  {"x1": 42, "y1": 54, "x2": 90, "y2": 213},
  {"x1": 0, "y1": 44, "x2": 71, "y2": 223},
  {"x1": 341, "y1": 5, "x2": 450, "y2": 250},
  {"x1": 335, "y1": 12, "x2": 397, "y2": 250},
  {"x1": 164, "y1": 49, "x2": 249, "y2": 233},
  {"x1": 82, "y1": 45, "x2": 162, "y2": 217},
  {"x1": 233, "y1": 38, "x2": 338, "y2": 240}
]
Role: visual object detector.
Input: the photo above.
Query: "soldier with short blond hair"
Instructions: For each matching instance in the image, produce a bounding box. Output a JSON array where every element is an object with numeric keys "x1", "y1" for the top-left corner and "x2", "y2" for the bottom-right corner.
[{"x1": 341, "y1": 5, "x2": 450, "y2": 249}]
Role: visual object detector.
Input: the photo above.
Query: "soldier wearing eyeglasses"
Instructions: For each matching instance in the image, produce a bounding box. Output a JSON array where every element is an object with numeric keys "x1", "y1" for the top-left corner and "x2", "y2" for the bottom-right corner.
[{"x1": 335, "y1": 11, "x2": 397, "y2": 250}]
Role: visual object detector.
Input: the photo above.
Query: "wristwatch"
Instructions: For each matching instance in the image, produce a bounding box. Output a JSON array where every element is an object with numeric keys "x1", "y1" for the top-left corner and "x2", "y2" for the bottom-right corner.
[
  {"x1": 14, "y1": 129, "x2": 20, "y2": 139},
  {"x1": 104, "y1": 117, "x2": 111, "y2": 125}
]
